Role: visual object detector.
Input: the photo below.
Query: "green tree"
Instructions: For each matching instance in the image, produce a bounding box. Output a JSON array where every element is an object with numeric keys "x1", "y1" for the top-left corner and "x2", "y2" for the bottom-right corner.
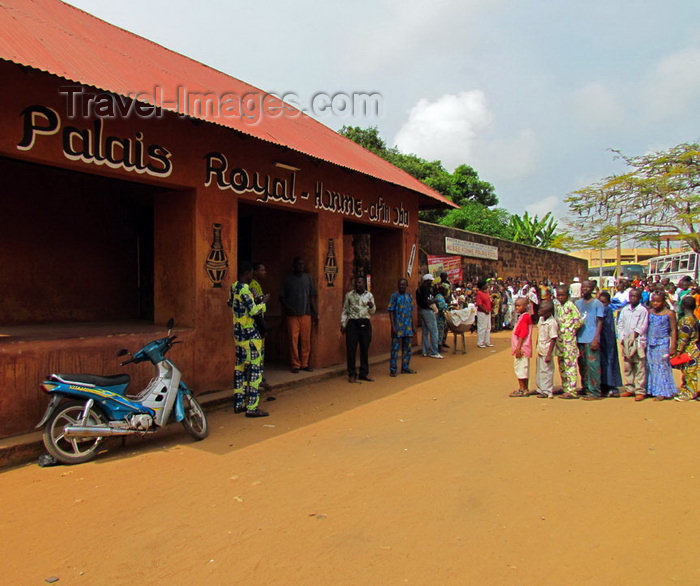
[
  {"x1": 566, "y1": 142, "x2": 700, "y2": 253},
  {"x1": 439, "y1": 201, "x2": 513, "y2": 240},
  {"x1": 451, "y1": 164, "x2": 498, "y2": 207},
  {"x1": 337, "y1": 126, "x2": 386, "y2": 154},
  {"x1": 339, "y1": 125, "x2": 499, "y2": 225},
  {"x1": 548, "y1": 232, "x2": 577, "y2": 251}
]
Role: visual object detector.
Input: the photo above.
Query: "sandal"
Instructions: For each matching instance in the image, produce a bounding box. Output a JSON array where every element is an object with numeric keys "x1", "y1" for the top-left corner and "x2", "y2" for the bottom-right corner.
[
  {"x1": 559, "y1": 392, "x2": 579, "y2": 400},
  {"x1": 536, "y1": 392, "x2": 550, "y2": 399},
  {"x1": 509, "y1": 389, "x2": 528, "y2": 397}
]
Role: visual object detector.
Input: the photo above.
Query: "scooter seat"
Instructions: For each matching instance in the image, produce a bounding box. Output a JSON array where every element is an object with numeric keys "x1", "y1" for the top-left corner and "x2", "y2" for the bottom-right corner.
[{"x1": 56, "y1": 373, "x2": 131, "y2": 387}]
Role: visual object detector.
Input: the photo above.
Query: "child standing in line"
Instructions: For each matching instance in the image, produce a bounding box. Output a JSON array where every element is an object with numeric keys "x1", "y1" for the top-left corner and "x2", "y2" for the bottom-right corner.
[
  {"x1": 535, "y1": 301, "x2": 558, "y2": 398},
  {"x1": 575, "y1": 280, "x2": 605, "y2": 400},
  {"x1": 646, "y1": 291, "x2": 677, "y2": 401},
  {"x1": 673, "y1": 295, "x2": 699, "y2": 401},
  {"x1": 597, "y1": 291, "x2": 623, "y2": 397},
  {"x1": 554, "y1": 285, "x2": 584, "y2": 400},
  {"x1": 617, "y1": 288, "x2": 648, "y2": 401},
  {"x1": 509, "y1": 297, "x2": 533, "y2": 397}
]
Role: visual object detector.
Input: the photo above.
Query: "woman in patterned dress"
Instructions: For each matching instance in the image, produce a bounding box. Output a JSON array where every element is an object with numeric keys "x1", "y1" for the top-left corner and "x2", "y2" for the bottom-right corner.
[
  {"x1": 434, "y1": 283, "x2": 450, "y2": 350},
  {"x1": 646, "y1": 291, "x2": 677, "y2": 400},
  {"x1": 674, "y1": 295, "x2": 699, "y2": 401}
]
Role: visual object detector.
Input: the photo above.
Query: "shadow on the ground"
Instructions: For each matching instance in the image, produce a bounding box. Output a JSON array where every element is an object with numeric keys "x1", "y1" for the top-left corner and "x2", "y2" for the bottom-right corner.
[{"x1": 36, "y1": 331, "x2": 507, "y2": 466}]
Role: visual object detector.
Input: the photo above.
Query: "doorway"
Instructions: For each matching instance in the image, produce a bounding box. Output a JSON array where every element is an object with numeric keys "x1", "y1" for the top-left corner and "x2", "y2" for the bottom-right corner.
[
  {"x1": 342, "y1": 220, "x2": 404, "y2": 308},
  {"x1": 237, "y1": 202, "x2": 317, "y2": 365}
]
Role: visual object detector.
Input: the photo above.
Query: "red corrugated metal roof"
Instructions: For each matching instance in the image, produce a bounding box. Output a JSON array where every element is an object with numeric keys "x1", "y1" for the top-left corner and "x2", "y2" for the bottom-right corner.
[{"x1": 0, "y1": 0, "x2": 456, "y2": 209}]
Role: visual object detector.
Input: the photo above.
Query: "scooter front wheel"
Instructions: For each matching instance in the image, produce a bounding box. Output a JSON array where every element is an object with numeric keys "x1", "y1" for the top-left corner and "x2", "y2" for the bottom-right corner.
[
  {"x1": 43, "y1": 400, "x2": 107, "y2": 465},
  {"x1": 181, "y1": 394, "x2": 209, "y2": 440}
]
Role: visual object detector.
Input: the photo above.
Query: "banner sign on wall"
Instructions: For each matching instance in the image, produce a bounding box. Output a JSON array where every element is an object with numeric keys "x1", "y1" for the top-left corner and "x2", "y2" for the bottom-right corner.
[
  {"x1": 444, "y1": 236, "x2": 498, "y2": 260},
  {"x1": 427, "y1": 255, "x2": 463, "y2": 284}
]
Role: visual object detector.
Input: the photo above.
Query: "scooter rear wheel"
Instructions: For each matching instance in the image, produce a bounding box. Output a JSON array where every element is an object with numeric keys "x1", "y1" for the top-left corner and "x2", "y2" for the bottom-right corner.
[
  {"x1": 43, "y1": 400, "x2": 107, "y2": 465},
  {"x1": 181, "y1": 394, "x2": 209, "y2": 440}
]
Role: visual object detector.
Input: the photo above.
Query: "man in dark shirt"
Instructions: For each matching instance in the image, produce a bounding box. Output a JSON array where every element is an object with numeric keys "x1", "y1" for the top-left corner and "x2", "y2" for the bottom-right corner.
[
  {"x1": 416, "y1": 274, "x2": 443, "y2": 359},
  {"x1": 280, "y1": 257, "x2": 318, "y2": 373}
]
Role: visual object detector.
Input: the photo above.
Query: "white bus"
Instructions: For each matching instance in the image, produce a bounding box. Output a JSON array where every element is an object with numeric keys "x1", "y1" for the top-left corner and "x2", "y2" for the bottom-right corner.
[{"x1": 646, "y1": 251, "x2": 699, "y2": 283}]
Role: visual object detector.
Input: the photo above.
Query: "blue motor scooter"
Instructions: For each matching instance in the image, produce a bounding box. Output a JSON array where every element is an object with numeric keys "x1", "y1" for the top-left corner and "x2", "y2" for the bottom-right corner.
[{"x1": 36, "y1": 319, "x2": 208, "y2": 464}]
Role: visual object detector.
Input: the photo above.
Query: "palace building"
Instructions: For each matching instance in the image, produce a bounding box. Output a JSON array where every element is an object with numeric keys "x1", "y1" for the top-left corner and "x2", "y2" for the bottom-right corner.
[{"x1": 0, "y1": 0, "x2": 453, "y2": 437}]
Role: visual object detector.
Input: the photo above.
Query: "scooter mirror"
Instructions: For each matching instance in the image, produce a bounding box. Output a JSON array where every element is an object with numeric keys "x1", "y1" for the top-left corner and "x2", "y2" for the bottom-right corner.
[
  {"x1": 116, "y1": 348, "x2": 129, "y2": 357},
  {"x1": 166, "y1": 318, "x2": 175, "y2": 331}
]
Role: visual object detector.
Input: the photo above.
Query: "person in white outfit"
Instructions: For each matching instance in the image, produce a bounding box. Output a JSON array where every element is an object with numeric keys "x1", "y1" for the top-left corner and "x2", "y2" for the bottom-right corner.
[
  {"x1": 569, "y1": 277, "x2": 582, "y2": 302},
  {"x1": 475, "y1": 280, "x2": 493, "y2": 348}
]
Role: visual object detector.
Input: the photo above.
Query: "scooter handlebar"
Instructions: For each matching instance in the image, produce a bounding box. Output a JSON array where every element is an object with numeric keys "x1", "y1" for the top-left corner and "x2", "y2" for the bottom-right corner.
[{"x1": 121, "y1": 334, "x2": 179, "y2": 366}]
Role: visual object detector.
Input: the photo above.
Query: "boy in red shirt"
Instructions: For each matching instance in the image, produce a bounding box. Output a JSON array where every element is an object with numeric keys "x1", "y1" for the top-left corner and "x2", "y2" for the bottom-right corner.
[{"x1": 509, "y1": 297, "x2": 533, "y2": 397}]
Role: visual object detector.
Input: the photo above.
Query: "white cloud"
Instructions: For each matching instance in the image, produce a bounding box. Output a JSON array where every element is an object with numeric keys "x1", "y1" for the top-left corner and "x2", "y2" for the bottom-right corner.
[
  {"x1": 525, "y1": 195, "x2": 561, "y2": 219},
  {"x1": 571, "y1": 82, "x2": 624, "y2": 130},
  {"x1": 393, "y1": 91, "x2": 493, "y2": 169},
  {"x1": 393, "y1": 92, "x2": 539, "y2": 190},
  {"x1": 642, "y1": 46, "x2": 700, "y2": 121}
]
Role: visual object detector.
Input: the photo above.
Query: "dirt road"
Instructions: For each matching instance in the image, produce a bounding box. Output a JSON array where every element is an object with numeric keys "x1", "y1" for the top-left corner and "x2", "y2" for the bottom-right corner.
[{"x1": 2, "y1": 331, "x2": 696, "y2": 585}]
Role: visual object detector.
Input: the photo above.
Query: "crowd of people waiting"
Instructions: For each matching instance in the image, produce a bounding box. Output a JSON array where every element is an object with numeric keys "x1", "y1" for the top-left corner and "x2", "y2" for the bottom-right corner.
[
  {"x1": 230, "y1": 257, "x2": 700, "y2": 417},
  {"x1": 503, "y1": 274, "x2": 700, "y2": 401},
  {"x1": 412, "y1": 271, "x2": 700, "y2": 402}
]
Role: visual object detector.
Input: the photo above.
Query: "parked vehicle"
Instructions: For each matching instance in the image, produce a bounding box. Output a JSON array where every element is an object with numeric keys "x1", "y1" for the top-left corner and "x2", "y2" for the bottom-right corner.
[
  {"x1": 646, "y1": 251, "x2": 699, "y2": 284},
  {"x1": 36, "y1": 319, "x2": 208, "y2": 464},
  {"x1": 587, "y1": 263, "x2": 646, "y2": 281}
]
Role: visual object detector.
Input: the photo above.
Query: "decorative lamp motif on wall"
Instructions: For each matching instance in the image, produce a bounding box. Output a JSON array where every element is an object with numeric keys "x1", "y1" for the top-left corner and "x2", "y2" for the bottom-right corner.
[
  {"x1": 407, "y1": 243, "x2": 417, "y2": 277},
  {"x1": 205, "y1": 223, "x2": 228, "y2": 288},
  {"x1": 324, "y1": 238, "x2": 339, "y2": 287}
]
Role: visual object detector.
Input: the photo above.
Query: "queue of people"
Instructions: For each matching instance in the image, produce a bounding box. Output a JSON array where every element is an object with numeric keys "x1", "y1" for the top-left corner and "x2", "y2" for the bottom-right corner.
[
  {"x1": 508, "y1": 276, "x2": 700, "y2": 402},
  {"x1": 229, "y1": 261, "x2": 700, "y2": 419}
]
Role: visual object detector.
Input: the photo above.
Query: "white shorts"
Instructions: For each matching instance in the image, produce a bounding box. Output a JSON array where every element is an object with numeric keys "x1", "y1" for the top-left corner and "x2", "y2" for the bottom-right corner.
[{"x1": 513, "y1": 356, "x2": 530, "y2": 379}]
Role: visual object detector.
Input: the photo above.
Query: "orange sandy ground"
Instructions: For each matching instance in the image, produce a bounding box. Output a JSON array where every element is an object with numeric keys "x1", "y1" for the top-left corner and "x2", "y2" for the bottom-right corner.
[{"x1": 1, "y1": 330, "x2": 694, "y2": 585}]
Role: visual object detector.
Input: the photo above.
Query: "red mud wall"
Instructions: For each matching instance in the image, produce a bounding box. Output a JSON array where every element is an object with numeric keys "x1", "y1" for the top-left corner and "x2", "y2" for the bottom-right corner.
[
  {"x1": 419, "y1": 222, "x2": 587, "y2": 284},
  {"x1": 0, "y1": 158, "x2": 146, "y2": 324}
]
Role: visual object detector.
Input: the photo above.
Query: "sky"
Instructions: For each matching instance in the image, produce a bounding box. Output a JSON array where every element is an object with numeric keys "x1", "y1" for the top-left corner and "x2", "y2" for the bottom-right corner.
[{"x1": 65, "y1": 0, "x2": 700, "y2": 221}]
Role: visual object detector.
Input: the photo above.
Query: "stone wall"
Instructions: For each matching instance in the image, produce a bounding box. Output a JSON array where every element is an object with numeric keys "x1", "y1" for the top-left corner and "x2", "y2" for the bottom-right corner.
[{"x1": 419, "y1": 221, "x2": 588, "y2": 284}]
